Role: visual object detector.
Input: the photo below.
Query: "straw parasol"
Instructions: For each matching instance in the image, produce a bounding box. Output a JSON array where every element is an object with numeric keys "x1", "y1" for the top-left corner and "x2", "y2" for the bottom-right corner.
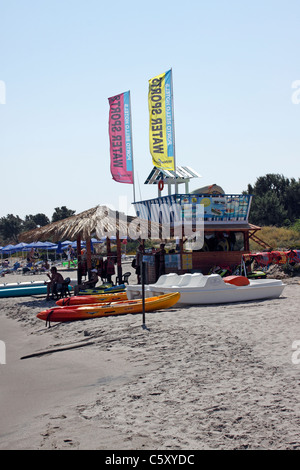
[
  {"x1": 20, "y1": 205, "x2": 160, "y2": 283},
  {"x1": 19, "y1": 205, "x2": 155, "y2": 243}
]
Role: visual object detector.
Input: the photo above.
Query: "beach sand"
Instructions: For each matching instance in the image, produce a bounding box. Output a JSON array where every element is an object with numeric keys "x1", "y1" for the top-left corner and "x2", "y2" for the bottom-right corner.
[{"x1": 0, "y1": 265, "x2": 300, "y2": 450}]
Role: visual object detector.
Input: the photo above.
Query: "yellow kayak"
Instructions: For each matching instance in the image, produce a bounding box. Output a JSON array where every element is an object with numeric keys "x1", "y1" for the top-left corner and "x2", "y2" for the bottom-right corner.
[{"x1": 37, "y1": 292, "x2": 180, "y2": 323}]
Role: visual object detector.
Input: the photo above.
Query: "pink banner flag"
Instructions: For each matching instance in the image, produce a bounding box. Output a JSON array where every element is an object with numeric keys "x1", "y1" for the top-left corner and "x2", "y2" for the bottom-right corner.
[{"x1": 108, "y1": 91, "x2": 133, "y2": 184}]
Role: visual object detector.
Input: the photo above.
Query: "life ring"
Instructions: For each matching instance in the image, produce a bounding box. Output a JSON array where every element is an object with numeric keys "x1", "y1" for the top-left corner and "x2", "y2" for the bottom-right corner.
[{"x1": 158, "y1": 180, "x2": 164, "y2": 191}]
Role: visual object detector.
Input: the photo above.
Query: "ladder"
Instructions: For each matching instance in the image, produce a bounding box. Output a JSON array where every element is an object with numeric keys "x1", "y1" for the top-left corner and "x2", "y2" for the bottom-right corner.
[{"x1": 249, "y1": 233, "x2": 272, "y2": 251}]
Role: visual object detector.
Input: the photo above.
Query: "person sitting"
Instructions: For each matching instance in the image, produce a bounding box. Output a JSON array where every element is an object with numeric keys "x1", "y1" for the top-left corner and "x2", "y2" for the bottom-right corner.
[
  {"x1": 74, "y1": 268, "x2": 99, "y2": 295},
  {"x1": 41, "y1": 259, "x2": 50, "y2": 271},
  {"x1": 45, "y1": 266, "x2": 65, "y2": 300},
  {"x1": 23, "y1": 262, "x2": 33, "y2": 274}
]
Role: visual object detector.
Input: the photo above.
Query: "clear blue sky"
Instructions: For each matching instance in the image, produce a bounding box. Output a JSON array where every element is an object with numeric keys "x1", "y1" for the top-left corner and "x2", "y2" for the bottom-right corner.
[{"x1": 1, "y1": 0, "x2": 300, "y2": 220}]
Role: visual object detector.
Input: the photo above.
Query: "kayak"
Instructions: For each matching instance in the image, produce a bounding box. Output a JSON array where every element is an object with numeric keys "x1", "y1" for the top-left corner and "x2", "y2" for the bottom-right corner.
[
  {"x1": 0, "y1": 285, "x2": 48, "y2": 298},
  {"x1": 77, "y1": 284, "x2": 125, "y2": 295},
  {"x1": 56, "y1": 291, "x2": 128, "y2": 306},
  {"x1": 37, "y1": 292, "x2": 181, "y2": 323},
  {"x1": 0, "y1": 280, "x2": 47, "y2": 289},
  {"x1": 0, "y1": 278, "x2": 76, "y2": 298},
  {"x1": 247, "y1": 271, "x2": 267, "y2": 279}
]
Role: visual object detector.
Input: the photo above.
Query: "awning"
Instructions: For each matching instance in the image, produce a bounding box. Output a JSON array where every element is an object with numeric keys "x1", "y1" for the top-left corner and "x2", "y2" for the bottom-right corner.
[{"x1": 144, "y1": 166, "x2": 201, "y2": 184}]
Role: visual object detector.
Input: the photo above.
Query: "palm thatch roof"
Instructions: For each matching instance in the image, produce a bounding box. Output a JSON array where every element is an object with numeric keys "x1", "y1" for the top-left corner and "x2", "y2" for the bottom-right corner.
[{"x1": 20, "y1": 205, "x2": 158, "y2": 243}]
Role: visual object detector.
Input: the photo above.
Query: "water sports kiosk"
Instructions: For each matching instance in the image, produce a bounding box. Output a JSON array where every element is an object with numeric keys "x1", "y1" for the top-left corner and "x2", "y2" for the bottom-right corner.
[{"x1": 132, "y1": 166, "x2": 266, "y2": 282}]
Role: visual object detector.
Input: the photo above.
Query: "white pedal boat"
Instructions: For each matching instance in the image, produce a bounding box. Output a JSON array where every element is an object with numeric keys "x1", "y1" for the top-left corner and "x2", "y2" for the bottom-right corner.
[{"x1": 126, "y1": 273, "x2": 285, "y2": 306}]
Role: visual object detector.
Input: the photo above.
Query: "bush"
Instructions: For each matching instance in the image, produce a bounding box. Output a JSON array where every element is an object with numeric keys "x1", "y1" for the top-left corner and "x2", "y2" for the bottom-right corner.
[{"x1": 250, "y1": 226, "x2": 300, "y2": 251}]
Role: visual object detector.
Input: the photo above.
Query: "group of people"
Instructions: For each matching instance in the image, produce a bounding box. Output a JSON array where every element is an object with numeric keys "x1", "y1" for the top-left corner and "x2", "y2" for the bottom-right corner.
[
  {"x1": 134, "y1": 243, "x2": 166, "y2": 283},
  {"x1": 44, "y1": 244, "x2": 168, "y2": 300},
  {"x1": 45, "y1": 266, "x2": 100, "y2": 300}
]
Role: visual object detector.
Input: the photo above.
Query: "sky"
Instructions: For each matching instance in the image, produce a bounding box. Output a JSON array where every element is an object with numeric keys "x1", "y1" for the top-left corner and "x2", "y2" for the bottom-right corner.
[{"x1": 1, "y1": 0, "x2": 300, "y2": 220}]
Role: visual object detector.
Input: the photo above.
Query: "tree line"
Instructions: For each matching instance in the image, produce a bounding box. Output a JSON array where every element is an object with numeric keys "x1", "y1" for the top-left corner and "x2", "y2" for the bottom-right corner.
[
  {"x1": 0, "y1": 206, "x2": 75, "y2": 244},
  {"x1": 245, "y1": 174, "x2": 300, "y2": 228},
  {"x1": 1, "y1": 174, "x2": 299, "y2": 244}
]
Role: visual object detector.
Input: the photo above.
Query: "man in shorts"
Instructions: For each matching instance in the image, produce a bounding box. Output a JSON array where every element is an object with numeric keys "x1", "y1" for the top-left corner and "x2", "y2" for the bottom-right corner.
[{"x1": 45, "y1": 266, "x2": 65, "y2": 300}]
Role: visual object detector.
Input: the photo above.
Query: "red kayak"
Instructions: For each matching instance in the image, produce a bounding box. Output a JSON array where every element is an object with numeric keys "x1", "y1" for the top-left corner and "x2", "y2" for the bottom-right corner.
[{"x1": 56, "y1": 291, "x2": 128, "y2": 306}]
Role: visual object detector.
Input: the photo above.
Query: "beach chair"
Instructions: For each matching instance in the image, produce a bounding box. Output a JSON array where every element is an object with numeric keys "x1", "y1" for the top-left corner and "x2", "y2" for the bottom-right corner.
[
  {"x1": 11, "y1": 262, "x2": 21, "y2": 274},
  {"x1": 116, "y1": 271, "x2": 131, "y2": 285},
  {"x1": 53, "y1": 277, "x2": 71, "y2": 299}
]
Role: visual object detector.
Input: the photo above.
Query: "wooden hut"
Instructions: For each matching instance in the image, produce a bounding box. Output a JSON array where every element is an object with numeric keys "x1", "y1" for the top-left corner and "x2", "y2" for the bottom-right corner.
[{"x1": 133, "y1": 167, "x2": 264, "y2": 279}]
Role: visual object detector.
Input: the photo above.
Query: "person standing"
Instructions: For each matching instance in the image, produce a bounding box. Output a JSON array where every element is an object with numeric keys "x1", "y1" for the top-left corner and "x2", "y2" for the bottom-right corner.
[
  {"x1": 158, "y1": 243, "x2": 166, "y2": 278},
  {"x1": 135, "y1": 244, "x2": 144, "y2": 284},
  {"x1": 67, "y1": 244, "x2": 74, "y2": 268}
]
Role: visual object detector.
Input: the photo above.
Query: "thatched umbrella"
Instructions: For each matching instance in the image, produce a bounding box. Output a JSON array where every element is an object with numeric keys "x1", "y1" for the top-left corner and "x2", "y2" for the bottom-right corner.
[
  {"x1": 20, "y1": 205, "x2": 156, "y2": 242},
  {"x1": 20, "y1": 205, "x2": 159, "y2": 283}
]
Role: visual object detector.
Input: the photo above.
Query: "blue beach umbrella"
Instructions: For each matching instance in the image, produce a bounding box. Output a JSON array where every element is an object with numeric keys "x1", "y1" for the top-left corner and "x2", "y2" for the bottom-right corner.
[
  {"x1": 13, "y1": 242, "x2": 29, "y2": 250},
  {"x1": 2, "y1": 244, "x2": 16, "y2": 254},
  {"x1": 56, "y1": 242, "x2": 63, "y2": 254}
]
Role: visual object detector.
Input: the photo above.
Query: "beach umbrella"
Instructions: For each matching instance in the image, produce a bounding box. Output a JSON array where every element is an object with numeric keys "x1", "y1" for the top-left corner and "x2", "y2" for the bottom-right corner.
[
  {"x1": 60, "y1": 240, "x2": 73, "y2": 246},
  {"x1": 91, "y1": 238, "x2": 103, "y2": 244},
  {"x1": 13, "y1": 242, "x2": 29, "y2": 250},
  {"x1": 19, "y1": 205, "x2": 158, "y2": 242},
  {"x1": 23, "y1": 241, "x2": 51, "y2": 249},
  {"x1": 1, "y1": 244, "x2": 17, "y2": 264},
  {"x1": 1, "y1": 244, "x2": 16, "y2": 254},
  {"x1": 56, "y1": 242, "x2": 63, "y2": 254},
  {"x1": 44, "y1": 242, "x2": 58, "y2": 250},
  {"x1": 19, "y1": 205, "x2": 161, "y2": 285}
]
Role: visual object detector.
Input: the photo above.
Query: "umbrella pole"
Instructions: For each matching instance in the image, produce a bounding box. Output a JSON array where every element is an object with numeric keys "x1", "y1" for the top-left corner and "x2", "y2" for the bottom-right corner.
[
  {"x1": 77, "y1": 236, "x2": 82, "y2": 285},
  {"x1": 141, "y1": 260, "x2": 146, "y2": 329},
  {"x1": 86, "y1": 236, "x2": 92, "y2": 279}
]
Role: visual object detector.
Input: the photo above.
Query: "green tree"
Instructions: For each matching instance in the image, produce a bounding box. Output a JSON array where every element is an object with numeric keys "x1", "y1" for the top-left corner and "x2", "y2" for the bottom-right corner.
[
  {"x1": 52, "y1": 206, "x2": 75, "y2": 222},
  {"x1": 22, "y1": 213, "x2": 50, "y2": 232},
  {"x1": 0, "y1": 214, "x2": 23, "y2": 243},
  {"x1": 32, "y1": 213, "x2": 50, "y2": 227},
  {"x1": 246, "y1": 174, "x2": 300, "y2": 226},
  {"x1": 249, "y1": 192, "x2": 288, "y2": 227},
  {"x1": 22, "y1": 215, "x2": 37, "y2": 232}
]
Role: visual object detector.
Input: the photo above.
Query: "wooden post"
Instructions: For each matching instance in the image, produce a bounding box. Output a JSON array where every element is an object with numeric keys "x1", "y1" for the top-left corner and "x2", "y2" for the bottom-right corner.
[
  {"x1": 116, "y1": 232, "x2": 122, "y2": 284},
  {"x1": 141, "y1": 260, "x2": 146, "y2": 328},
  {"x1": 106, "y1": 237, "x2": 111, "y2": 256},
  {"x1": 76, "y1": 235, "x2": 82, "y2": 285},
  {"x1": 179, "y1": 237, "x2": 184, "y2": 274},
  {"x1": 244, "y1": 231, "x2": 249, "y2": 251},
  {"x1": 86, "y1": 236, "x2": 92, "y2": 280}
]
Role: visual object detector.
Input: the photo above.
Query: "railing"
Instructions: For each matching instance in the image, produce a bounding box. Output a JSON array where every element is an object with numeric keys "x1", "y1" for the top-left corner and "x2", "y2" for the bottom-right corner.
[{"x1": 133, "y1": 194, "x2": 252, "y2": 224}]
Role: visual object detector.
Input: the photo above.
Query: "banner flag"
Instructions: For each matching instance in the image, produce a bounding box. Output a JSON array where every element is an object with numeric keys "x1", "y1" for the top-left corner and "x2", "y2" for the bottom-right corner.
[
  {"x1": 148, "y1": 69, "x2": 175, "y2": 171},
  {"x1": 108, "y1": 91, "x2": 134, "y2": 184}
]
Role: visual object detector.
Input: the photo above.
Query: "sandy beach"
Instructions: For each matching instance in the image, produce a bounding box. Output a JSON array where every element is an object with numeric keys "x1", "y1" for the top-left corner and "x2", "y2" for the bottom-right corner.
[{"x1": 0, "y1": 264, "x2": 300, "y2": 450}]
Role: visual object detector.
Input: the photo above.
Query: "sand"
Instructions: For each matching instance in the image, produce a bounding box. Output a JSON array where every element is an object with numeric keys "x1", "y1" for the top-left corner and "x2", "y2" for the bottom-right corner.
[{"x1": 0, "y1": 264, "x2": 300, "y2": 450}]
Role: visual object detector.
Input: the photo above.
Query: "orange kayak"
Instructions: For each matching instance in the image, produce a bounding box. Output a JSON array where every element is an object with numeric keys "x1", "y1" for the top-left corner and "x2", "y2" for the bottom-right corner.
[
  {"x1": 37, "y1": 293, "x2": 180, "y2": 323},
  {"x1": 56, "y1": 291, "x2": 128, "y2": 306}
]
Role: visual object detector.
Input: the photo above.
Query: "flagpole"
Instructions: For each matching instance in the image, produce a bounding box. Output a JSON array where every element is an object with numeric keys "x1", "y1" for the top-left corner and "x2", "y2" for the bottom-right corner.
[
  {"x1": 170, "y1": 68, "x2": 177, "y2": 193},
  {"x1": 129, "y1": 91, "x2": 136, "y2": 203}
]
